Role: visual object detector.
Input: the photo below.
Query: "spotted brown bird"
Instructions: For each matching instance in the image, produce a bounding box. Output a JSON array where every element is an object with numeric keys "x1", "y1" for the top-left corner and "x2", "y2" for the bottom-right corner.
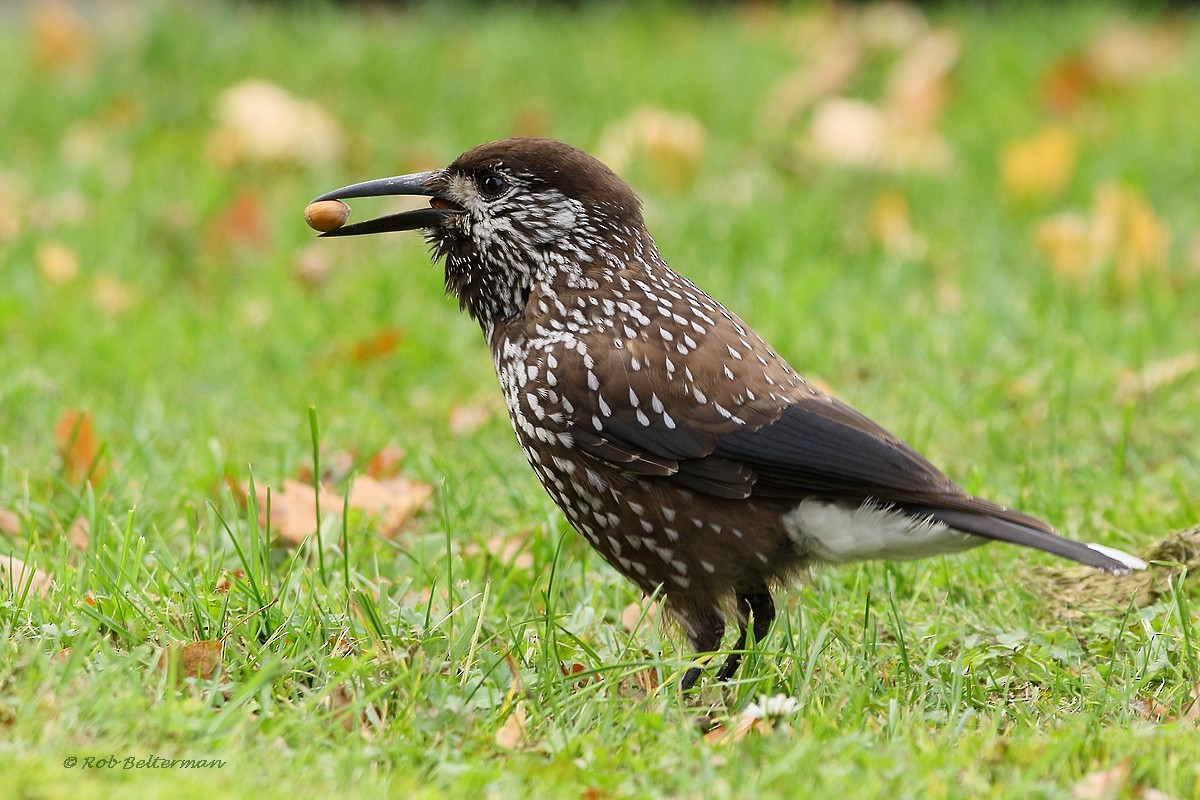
[{"x1": 311, "y1": 137, "x2": 1145, "y2": 689}]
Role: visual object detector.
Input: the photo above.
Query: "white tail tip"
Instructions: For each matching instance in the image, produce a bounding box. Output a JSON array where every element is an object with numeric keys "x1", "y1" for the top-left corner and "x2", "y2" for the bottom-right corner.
[{"x1": 1087, "y1": 542, "x2": 1148, "y2": 572}]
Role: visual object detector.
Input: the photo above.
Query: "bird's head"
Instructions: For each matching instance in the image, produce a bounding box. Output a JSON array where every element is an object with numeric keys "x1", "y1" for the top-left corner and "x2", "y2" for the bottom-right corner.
[{"x1": 312, "y1": 137, "x2": 646, "y2": 329}]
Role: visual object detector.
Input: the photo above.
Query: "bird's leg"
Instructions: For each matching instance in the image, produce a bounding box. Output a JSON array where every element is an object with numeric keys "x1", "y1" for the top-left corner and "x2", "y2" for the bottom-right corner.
[
  {"x1": 714, "y1": 590, "x2": 776, "y2": 682},
  {"x1": 679, "y1": 607, "x2": 725, "y2": 691}
]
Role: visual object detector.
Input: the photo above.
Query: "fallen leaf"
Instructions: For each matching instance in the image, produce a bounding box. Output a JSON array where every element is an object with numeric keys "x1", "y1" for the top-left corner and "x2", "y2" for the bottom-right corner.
[
  {"x1": 1093, "y1": 183, "x2": 1171, "y2": 288},
  {"x1": 1116, "y1": 352, "x2": 1200, "y2": 402},
  {"x1": 858, "y1": 2, "x2": 929, "y2": 50},
  {"x1": 1085, "y1": 20, "x2": 1187, "y2": 85},
  {"x1": 54, "y1": 410, "x2": 105, "y2": 485},
  {"x1": 494, "y1": 702, "x2": 527, "y2": 749},
  {"x1": 1042, "y1": 55, "x2": 1099, "y2": 115},
  {"x1": 884, "y1": 27, "x2": 960, "y2": 134},
  {"x1": 292, "y1": 245, "x2": 333, "y2": 290},
  {"x1": 31, "y1": 0, "x2": 92, "y2": 71},
  {"x1": 209, "y1": 79, "x2": 344, "y2": 167},
  {"x1": 159, "y1": 640, "x2": 223, "y2": 681},
  {"x1": 1072, "y1": 761, "x2": 1130, "y2": 800},
  {"x1": 867, "y1": 188, "x2": 926, "y2": 260},
  {"x1": 67, "y1": 516, "x2": 89, "y2": 550},
  {"x1": 597, "y1": 107, "x2": 706, "y2": 190},
  {"x1": 346, "y1": 475, "x2": 432, "y2": 538},
  {"x1": 36, "y1": 240, "x2": 79, "y2": 284},
  {"x1": 92, "y1": 273, "x2": 138, "y2": 317},
  {"x1": 0, "y1": 554, "x2": 54, "y2": 597},
  {"x1": 448, "y1": 401, "x2": 494, "y2": 436},
  {"x1": 328, "y1": 683, "x2": 358, "y2": 733},
  {"x1": 204, "y1": 189, "x2": 269, "y2": 253},
  {"x1": 464, "y1": 536, "x2": 534, "y2": 570},
  {"x1": 1034, "y1": 212, "x2": 1093, "y2": 283},
  {"x1": 1000, "y1": 127, "x2": 1076, "y2": 203},
  {"x1": 629, "y1": 666, "x2": 660, "y2": 694},
  {"x1": 213, "y1": 569, "x2": 244, "y2": 594},
  {"x1": 253, "y1": 478, "x2": 342, "y2": 545},
  {"x1": 364, "y1": 445, "x2": 405, "y2": 479},
  {"x1": 1185, "y1": 681, "x2": 1200, "y2": 726},
  {"x1": 350, "y1": 327, "x2": 404, "y2": 365},
  {"x1": 1035, "y1": 182, "x2": 1171, "y2": 288},
  {"x1": 760, "y1": 33, "x2": 861, "y2": 131},
  {"x1": 621, "y1": 599, "x2": 663, "y2": 634}
]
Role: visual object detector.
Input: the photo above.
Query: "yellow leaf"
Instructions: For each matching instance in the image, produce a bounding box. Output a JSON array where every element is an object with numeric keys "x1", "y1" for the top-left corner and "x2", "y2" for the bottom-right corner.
[
  {"x1": 36, "y1": 241, "x2": 79, "y2": 284},
  {"x1": 1000, "y1": 127, "x2": 1076, "y2": 203},
  {"x1": 867, "y1": 189, "x2": 926, "y2": 260}
]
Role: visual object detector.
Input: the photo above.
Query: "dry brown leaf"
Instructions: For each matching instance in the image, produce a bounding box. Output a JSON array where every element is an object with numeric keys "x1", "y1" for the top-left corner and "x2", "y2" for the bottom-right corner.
[
  {"x1": 597, "y1": 107, "x2": 706, "y2": 190},
  {"x1": 464, "y1": 536, "x2": 534, "y2": 570},
  {"x1": 54, "y1": 410, "x2": 105, "y2": 485},
  {"x1": 1184, "y1": 681, "x2": 1200, "y2": 726},
  {"x1": 0, "y1": 554, "x2": 54, "y2": 597},
  {"x1": 1116, "y1": 352, "x2": 1200, "y2": 402},
  {"x1": 67, "y1": 516, "x2": 89, "y2": 550},
  {"x1": 31, "y1": 0, "x2": 92, "y2": 71},
  {"x1": 448, "y1": 401, "x2": 494, "y2": 436},
  {"x1": 703, "y1": 715, "x2": 767, "y2": 745},
  {"x1": 760, "y1": 34, "x2": 861, "y2": 130},
  {"x1": 0, "y1": 508, "x2": 20, "y2": 536},
  {"x1": 350, "y1": 327, "x2": 404, "y2": 365},
  {"x1": 160, "y1": 640, "x2": 223, "y2": 681},
  {"x1": 495, "y1": 702, "x2": 527, "y2": 749},
  {"x1": 1072, "y1": 761, "x2": 1130, "y2": 800},
  {"x1": 1000, "y1": 127, "x2": 1076, "y2": 203},
  {"x1": 253, "y1": 478, "x2": 342, "y2": 545},
  {"x1": 205, "y1": 190, "x2": 269, "y2": 253},
  {"x1": 621, "y1": 599, "x2": 663, "y2": 634},
  {"x1": 347, "y1": 475, "x2": 432, "y2": 538},
  {"x1": 209, "y1": 80, "x2": 344, "y2": 167},
  {"x1": 884, "y1": 27, "x2": 960, "y2": 133},
  {"x1": 36, "y1": 240, "x2": 79, "y2": 284},
  {"x1": 365, "y1": 445, "x2": 405, "y2": 479},
  {"x1": 328, "y1": 683, "x2": 358, "y2": 733},
  {"x1": 1042, "y1": 55, "x2": 1099, "y2": 115}
]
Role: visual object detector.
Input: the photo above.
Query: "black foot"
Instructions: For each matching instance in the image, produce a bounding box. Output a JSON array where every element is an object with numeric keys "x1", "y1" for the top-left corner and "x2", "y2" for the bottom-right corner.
[
  {"x1": 714, "y1": 591, "x2": 776, "y2": 684},
  {"x1": 677, "y1": 591, "x2": 776, "y2": 689}
]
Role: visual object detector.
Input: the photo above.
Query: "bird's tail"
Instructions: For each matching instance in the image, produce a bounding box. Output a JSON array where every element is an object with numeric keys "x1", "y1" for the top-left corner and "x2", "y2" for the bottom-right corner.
[{"x1": 905, "y1": 506, "x2": 1147, "y2": 574}]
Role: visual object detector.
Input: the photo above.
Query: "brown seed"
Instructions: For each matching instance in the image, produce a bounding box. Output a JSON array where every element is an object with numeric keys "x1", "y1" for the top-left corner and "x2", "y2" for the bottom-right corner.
[{"x1": 303, "y1": 199, "x2": 350, "y2": 232}]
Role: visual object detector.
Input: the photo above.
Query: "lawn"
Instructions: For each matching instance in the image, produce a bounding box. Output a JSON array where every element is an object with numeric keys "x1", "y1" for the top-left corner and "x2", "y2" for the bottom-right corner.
[{"x1": 1, "y1": 2, "x2": 1199, "y2": 798}]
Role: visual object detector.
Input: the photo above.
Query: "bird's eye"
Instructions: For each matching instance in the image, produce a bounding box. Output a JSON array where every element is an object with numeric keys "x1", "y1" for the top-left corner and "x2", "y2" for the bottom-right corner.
[{"x1": 479, "y1": 173, "x2": 508, "y2": 198}]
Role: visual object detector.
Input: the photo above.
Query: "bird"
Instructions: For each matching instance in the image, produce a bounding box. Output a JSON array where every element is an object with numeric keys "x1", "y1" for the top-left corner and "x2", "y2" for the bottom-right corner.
[{"x1": 310, "y1": 137, "x2": 1146, "y2": 689}]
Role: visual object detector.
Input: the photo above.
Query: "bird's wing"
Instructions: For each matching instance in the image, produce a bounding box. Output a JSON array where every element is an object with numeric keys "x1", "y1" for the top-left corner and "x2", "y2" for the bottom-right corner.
[{"x1": 550, "y1": 266, "x2": 964, "y2": 505}]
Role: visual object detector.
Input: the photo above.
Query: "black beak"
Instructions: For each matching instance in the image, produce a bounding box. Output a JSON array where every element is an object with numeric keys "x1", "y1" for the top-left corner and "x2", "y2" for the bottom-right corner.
[{"x1": 310, "y1": 170, "x2": 463, "y2": 237}]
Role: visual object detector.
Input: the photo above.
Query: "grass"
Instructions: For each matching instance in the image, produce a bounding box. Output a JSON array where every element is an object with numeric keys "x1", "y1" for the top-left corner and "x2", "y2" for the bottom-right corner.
[{"x1": 2, "y1": 2, "x2": 1199, "y2": 798}]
